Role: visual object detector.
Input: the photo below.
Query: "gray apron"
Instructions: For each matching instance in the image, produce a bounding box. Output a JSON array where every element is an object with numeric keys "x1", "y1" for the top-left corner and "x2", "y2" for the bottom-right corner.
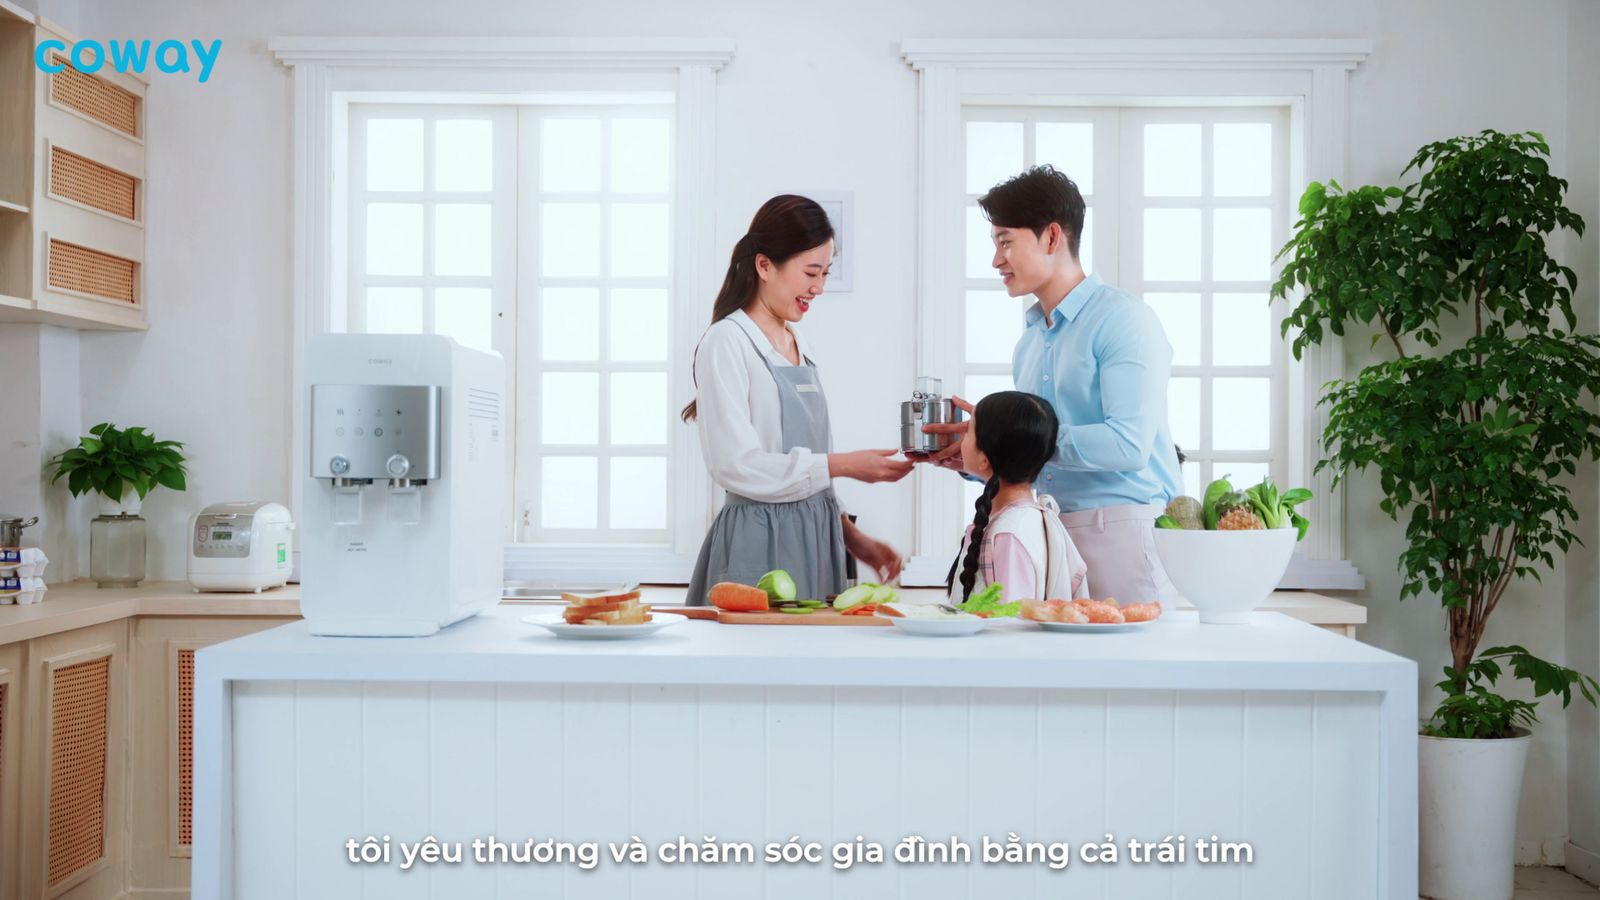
[{"x1": 686, "y1": 328, "x2": 849, "y2": 606}]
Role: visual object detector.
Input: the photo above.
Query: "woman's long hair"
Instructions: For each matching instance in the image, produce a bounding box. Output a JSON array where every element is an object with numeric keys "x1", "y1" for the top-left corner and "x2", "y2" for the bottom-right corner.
[
  {"x1": 946, "y1": 391, "x2": 1060, "y2": 600},
  {"x1": 680, "y1": 195, "x2": 835, "y2": 422}
]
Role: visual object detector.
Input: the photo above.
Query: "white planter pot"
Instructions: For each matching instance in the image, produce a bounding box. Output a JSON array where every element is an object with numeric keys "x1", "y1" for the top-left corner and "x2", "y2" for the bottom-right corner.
[
  {"x1": 1419, "y1": 728, "x2": 1532, "y2": 900},
  {"x1": 1151, "y1": 527, "x2": 1298, "y2": 624},
  {"x1": 97, "y1": 493, "x2": 143, "y2": 517}
]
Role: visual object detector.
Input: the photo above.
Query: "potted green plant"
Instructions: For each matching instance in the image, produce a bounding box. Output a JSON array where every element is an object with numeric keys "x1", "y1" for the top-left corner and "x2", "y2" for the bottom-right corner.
[
  {"x1": 46, "y1": 423, "x2": 187, "y2": 587},
  {"x1": 1272, "y1": 130, "x2": 1600, "y2": 900}
]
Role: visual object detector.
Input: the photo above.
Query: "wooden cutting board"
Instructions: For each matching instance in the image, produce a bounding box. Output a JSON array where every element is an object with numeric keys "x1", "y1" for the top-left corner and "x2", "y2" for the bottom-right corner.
[{"x1": 715, "y1": 608, "x2": 891, "y2": 627}]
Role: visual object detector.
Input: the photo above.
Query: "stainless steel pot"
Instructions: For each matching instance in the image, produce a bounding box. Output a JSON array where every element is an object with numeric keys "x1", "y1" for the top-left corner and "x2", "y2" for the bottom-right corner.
[
  {"x1": 899, "y1": 376, "x2": 965, "y2": 458},
  {"x1": 1, "y1": 514, "x2": 39, "y2": 548}
]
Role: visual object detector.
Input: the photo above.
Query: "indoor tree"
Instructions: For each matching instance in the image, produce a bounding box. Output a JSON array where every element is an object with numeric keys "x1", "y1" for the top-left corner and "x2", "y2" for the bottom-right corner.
[{"x1": 1272, "y1": 129, "x2": 1600, "y2": 737}]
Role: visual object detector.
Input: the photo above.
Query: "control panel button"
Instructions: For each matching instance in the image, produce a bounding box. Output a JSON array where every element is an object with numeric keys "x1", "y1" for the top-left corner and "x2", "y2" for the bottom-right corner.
[
  {"x1": 330, "y1": 455, "x2": 351, "y2": 476},
  {"x1": 386, "y1": 454, "x2": 411, "y2": 478}
]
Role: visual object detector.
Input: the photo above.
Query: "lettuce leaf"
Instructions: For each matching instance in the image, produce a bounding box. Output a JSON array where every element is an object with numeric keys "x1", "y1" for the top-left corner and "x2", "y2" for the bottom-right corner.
[{"x1": 959, "y1": 582, "x2": 1021, "y2": 618}]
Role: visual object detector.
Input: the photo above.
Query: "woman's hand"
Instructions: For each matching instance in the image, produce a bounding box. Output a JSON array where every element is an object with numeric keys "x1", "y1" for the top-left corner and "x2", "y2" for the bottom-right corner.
[
  {"x1": 828, "y1": 449, "x2": 914, "y2": 483},
  {"x1": 921, "y1": 395, "x2": 974, "y2": 471},
  {"x1": 842, "y1": 518, "x2": 905, "y2": 583}
]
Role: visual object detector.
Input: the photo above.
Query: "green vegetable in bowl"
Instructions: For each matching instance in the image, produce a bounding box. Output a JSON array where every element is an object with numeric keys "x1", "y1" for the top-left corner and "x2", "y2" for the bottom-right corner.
[
  {"x1": 1156, "y1": 514, "x2": 1183, "y2": 529},
  {"x1": 1243, "y1": 478, "x2": 1314, "y2": 540},
  {"x1": 1202, "y1": 477, "x2": 1235, "y2": 530}
]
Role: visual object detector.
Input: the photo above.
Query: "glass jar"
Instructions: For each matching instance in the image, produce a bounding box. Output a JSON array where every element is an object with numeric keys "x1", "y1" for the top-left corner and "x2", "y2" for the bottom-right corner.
[{"x1": 91, "y1": 513, "x2": 146, "y2": 588}]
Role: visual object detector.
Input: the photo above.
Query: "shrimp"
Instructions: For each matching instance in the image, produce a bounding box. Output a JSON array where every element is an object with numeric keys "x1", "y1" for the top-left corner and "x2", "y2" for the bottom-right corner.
[
  {"x1": 1071, "y1": 599, "x2": 1126, "y2": 624},
  {"x1": 1121, "y1": 602, "x2": 1162, "y2": 623}
]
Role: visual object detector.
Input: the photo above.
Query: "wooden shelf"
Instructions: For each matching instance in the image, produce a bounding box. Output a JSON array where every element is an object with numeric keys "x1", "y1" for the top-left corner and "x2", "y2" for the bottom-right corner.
[{"x1": 0, "y1": 199, "x2": 27, "y2": 214}]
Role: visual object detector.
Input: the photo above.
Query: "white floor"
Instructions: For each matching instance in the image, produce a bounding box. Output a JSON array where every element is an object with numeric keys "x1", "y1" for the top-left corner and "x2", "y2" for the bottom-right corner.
[{"x1": 1505, "y1": 866, "x2": 1600, "y2": 898}]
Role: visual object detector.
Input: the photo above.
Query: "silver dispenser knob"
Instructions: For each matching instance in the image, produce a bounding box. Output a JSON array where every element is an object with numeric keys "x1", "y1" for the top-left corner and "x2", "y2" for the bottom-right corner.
[
  {"x1": 329, "y1": 455, "x2": 351, "y2": 475},
  {"x1": 386, "y1": 454, "x2": 411, "y2": 478}
]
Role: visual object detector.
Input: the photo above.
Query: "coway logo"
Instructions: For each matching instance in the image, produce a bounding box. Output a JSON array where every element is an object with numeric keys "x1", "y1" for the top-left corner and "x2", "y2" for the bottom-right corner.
[{"x1": 35, "y1": 39, "x2": 222, "y2": 83}]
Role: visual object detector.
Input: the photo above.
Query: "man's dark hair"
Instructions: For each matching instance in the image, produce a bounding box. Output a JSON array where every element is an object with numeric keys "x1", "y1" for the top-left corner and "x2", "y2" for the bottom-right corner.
[{"x1": 977, "y1": 164, "x2": 1087, "y2": 258}]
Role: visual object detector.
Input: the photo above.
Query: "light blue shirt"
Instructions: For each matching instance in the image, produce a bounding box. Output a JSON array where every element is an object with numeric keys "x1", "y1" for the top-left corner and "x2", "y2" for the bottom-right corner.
[{"x1": 1012, "y1": 274, "x2": 1184, "y2": 513}]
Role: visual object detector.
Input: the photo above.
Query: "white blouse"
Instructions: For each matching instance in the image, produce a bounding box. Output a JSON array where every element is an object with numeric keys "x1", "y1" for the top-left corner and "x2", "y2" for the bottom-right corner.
[{"x1": 692, "y1": 309, "x2": 835, "y2": 504}]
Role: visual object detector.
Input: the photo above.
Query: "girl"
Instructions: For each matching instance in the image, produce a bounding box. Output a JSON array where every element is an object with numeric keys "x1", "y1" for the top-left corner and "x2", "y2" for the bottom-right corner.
[
  {"x1": 947, "y1": 390, "x2": 1090, "y2": 605},
  {"x1": 683, "y1": 195, "x2": 911, "y2": 606}
]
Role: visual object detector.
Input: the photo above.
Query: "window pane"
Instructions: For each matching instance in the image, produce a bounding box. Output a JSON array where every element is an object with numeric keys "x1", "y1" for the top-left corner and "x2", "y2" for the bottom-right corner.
[
  {"x1": 1036, "y1": 122, "x2": 1093, "y2": 194},
  {"x1": 435, "y1": 287, "x2": 492, "y2": 352},
  {"x1": 966, "y1": 206, "x2": 995, "y2": 279},
  {"x1": 1180, "y1": 461, "x2": 1202, "y2": 499},
  {"x1": 965, "y1": 291, "x2": 1023, "y2": 364},
  {"x1": 965, "y1": 374, "x2": 1013, "y2": 404},
  {"x1": 1168, "y1": 376, "x2": 1201, "y2": 450},
  {"x1": 1212, "y1": 208, "x2": 1272, "y2": 282},
  {"x1": 365, "y1": 287, "x2": 422, "y2": 334},
  {"x1": 541, "y1": 119, "x2": 602, "y2": 192},
  {"x1": 1220, "y1": 461, "x2": 1271, "y2": 492},
  {"x1": 1143, "y1": 209, "x2": 1201, "y2": 281},
  {"x1": 541, "y1": 457, "x2": 597, "y2": 528},
  {"x1": 366, "y1": 203, "x2": 423, "y2": 276},
  {"x1": 541, "y1": 287, "x2": 599, "y2": 361},
  {"x1": 610, "y1": 119, "x2": 670, "y2": 193},
  {"x1": 434, "y1": 204, "x2": 492, "y2": 277},
  {"x1": 1144, "y1": 124, "x2": 1201, "y2": 197},
  {"x1": 610, "y1": 203, "x2": 669, "y2": 278},
  {"x1": 1214, "y1": 293, "x2": 1272, "y2": 366},
  {"x1": 610, "y1": 288, "x2": 668, "y2": 361},
  {"x1": 541, "y1": 203, "x2": 601, "y2": 277},
  {"x1": 610, "y1": 457, "x2": 667, "y2": 529},
  {"x1": 1080, "y1": 206, "x2": 1095, "y2": 275},
  {"x1": 1145, "y1": 293, "x2": 1201, "y2": 366},
  {"x1": 365, "y1": 119, "x2": 422, "y2": 191},
  {"x1": 434, "y1": 119, "x2": 493, "y2": 192},
  {"x1": 541, "y1": 372, "x2": 599, "y2": 444},
  {"x1": 1213, "y1": 123, "x2": 1272, "y2": 197},
  {"x1": 965, "y1": 121, "x2": 1023, "y2": 195},
  {"x1": 610, "y1": 372, "x2": 667, "y2": 445},
  {"x1": 1212, "y1": 378, "x2": 1270, "y2": 451}
]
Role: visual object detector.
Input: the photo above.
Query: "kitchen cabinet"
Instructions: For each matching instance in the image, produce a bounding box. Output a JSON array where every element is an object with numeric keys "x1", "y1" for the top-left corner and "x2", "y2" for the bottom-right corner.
[
  {"x1": 14, "y1": 620, "x2": 127, "y2": 900},
  {"x1": 0, "y1": 642, "x2": 21, "y2": 900},
  {"x1": 0, "y1": 583, "x2": 302, "y2": 899},
  {"x1": 128, "y1": 617, "x2": 294, "y2": 897},
  {"x1": 0, "y1": 0, "x2": 148, "y2": 331}
]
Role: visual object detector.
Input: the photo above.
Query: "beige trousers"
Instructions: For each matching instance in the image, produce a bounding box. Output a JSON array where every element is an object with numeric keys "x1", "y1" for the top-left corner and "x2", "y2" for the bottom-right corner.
[{"x1": 1059, "y1": 502, "x2": 1179, "y2": 607}]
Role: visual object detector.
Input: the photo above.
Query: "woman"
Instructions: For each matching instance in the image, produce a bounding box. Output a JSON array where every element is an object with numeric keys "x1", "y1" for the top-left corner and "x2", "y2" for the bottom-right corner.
[{"x1": 682, "y1": 195, "x2": 911, "y2": 606}]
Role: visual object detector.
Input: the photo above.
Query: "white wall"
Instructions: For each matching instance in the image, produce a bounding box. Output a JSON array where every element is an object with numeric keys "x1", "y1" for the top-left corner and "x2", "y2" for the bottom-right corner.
[
  {"x1": 1563, "y1": 0, "x2": 1600, "y2": 881},
  {"x1": 69, "y1": 0, "x2": 1597, "y2": 862},
  {"x1": 0, "y1": 324, "x2": 81, "y2": 583}
]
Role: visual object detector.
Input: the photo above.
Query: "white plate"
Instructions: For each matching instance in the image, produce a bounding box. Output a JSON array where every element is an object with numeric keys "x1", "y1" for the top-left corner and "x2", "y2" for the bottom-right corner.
[
  {"x1": 881, "y1": 615, "x2": 987, "y2": 637},
  {"x1": 521, "y1": 612, "x2": 687, "y2": 640},
  {"x1": 1030, "y1": 618, "x2": 1155, "y2": 633}
]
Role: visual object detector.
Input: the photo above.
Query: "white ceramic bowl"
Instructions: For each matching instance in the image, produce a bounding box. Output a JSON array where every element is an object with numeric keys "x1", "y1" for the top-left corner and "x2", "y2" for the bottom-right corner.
[{"x1": 1152, "y1": 527, "x2": 1298, "y2": 625}]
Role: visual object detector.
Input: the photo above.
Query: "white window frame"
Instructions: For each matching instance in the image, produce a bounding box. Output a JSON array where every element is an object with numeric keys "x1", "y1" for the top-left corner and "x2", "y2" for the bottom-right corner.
[
  {"x1": 901, "y1": 38, "x2": 1371, "y2": 591},
  {"x1": 269, "y1": 38, "x2": 732, "y2": 587}
]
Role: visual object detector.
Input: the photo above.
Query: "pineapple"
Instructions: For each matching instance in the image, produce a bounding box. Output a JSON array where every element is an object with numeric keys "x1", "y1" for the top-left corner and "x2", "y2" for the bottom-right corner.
[{"x1": 1217, "y1": 506, "x2": 1265, "y2": 530}]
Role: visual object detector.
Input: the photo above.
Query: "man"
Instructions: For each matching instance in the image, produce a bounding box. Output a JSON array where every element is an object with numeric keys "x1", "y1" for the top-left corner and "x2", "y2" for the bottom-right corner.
[{"x1": 927, "y1": 165, "x2": 1184, "y2": 605}]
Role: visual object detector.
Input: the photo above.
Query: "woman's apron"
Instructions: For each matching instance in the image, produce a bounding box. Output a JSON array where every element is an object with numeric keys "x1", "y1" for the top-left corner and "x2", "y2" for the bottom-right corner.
[{"x1": 686, "y1": 330, "x2": 849, "y2": 606}]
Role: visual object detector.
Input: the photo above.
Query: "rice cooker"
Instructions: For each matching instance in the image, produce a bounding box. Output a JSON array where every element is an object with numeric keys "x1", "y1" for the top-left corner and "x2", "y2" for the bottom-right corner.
[{"x1": 188, "y1": 501, "x2": 295, "y2": 592}]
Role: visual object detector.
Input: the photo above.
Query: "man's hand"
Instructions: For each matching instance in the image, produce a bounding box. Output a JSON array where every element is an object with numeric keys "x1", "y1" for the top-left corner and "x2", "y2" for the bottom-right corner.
[{"x1": 920, "y1": 395, "x2": 974, "y2": 471}]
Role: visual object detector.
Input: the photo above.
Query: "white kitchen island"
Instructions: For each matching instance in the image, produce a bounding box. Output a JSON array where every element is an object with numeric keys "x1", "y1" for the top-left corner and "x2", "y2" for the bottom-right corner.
[{"x1": 192, "y1": 606, "x2": 1416, "y2": 900}]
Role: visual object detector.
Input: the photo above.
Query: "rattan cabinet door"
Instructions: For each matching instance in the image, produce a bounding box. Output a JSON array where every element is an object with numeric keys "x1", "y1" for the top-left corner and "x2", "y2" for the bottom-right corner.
[
  {"x1": 18, "y1": 621, "x2": 128, "y2": 900},
  {"x1": 0, "y1": 642, "x2": 23, "y2": 900}
]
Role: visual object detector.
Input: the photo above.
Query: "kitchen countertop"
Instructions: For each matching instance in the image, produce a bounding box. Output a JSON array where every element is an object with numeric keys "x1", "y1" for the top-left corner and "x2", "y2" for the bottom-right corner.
[
  {"x1": 2, "y1": 582, "x2": 1365, "y2": 646},
  {"x1": 0, "y1": 580, "x2": 302, "y2": 645},
  {"x1": 198, "y1": 602, "x2": 1403, "y2": 692}
]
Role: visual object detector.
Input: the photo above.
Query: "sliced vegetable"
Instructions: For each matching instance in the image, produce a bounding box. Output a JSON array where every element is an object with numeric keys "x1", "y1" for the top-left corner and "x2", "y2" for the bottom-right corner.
[
  {"x1": 832, "y1": 584, "x2": 878, "y2": 612},
  {"x1": 757, "y1": 569, "x2": 798, "y2": 602},
  {"x1": 777, "y1": 607, "x2": 814, "y2": 615},
  {"x1": 798, "y1": 600, "x2": 827, "y2": 608},
  {"x1": 709, "y1": 582, "x2": 769, "y2": 612}
]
